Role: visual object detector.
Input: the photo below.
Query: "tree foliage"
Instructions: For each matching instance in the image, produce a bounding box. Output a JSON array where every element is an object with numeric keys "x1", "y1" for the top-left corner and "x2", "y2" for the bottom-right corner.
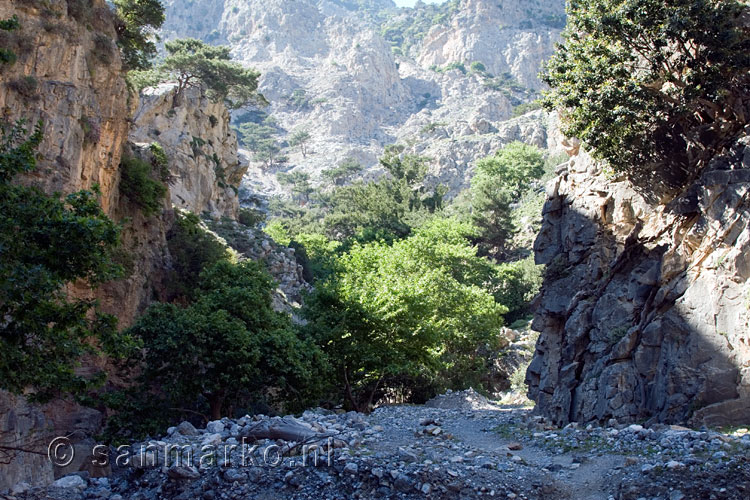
[
  {"x1": 158, "y1": 38, "x2": 266, "y2": 109},
  {"x1": 113, "y1": 0, "x2": 165, "y2": 71},
  {"x1": 302, "y1": 218, "x2": 509, "y2": 411},
  {"x1": 128, "y1": 260, "x2": 322, "y2": 420},
  {"x1": 321, "y1": 157, "x2": 363, "y2": 186},
  {"x1": 166, "y1": 211, "x2": 232, "y2": 301},
  {"x1": 543, "y1": 0, "x2": 750, "y2": 188},
  {"x1": 289, "y1": 129, "x2": 311, "y2": 157},
  {"x1": 0, "y1": 120, "x2": 127, "y2": 401},
  {"x1": 470, "y1": 141, "x2": 545, "y2": 258}
]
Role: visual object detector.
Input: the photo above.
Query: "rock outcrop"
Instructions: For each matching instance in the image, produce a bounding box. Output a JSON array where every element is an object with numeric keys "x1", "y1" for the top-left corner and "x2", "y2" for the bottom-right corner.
[
  {"x1": 527, "y1": 136, "x2": 750, "y2": 427},
  {"x1": 0, "y1": 0, "x2": 130, "y2": 214},
  {"x1": 0, "y1": 1, "x2": 141, "y2": 489},
  {"x1": 0, "y1": 2, "x2": 255, "y2": 491},
  {"x1": 130, "y1": 84, "x2": 248, "y2": 220}
]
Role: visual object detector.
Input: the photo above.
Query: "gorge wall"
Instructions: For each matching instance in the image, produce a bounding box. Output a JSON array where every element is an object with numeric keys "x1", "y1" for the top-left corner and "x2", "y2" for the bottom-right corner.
[
  {"x1": 527, "y1": 137, "x2": 750, "y2": 427},
  {"x1": 0, "y1": 0, "x2": 249, "y2": 490}
]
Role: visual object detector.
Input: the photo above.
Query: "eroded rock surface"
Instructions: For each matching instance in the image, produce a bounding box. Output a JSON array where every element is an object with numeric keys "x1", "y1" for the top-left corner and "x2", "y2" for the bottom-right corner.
[{"x1": 528, "y1": 137, "x2": 750, "y2": 427}]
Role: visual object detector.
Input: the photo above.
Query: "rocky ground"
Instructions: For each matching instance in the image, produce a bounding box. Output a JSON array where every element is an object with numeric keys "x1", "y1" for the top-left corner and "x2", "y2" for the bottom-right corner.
[{"x1": 4, "y1": 390, "x2": 749, "y2": 500}]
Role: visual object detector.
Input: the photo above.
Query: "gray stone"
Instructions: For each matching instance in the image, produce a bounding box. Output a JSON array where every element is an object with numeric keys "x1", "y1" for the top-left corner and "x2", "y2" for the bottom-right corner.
[
  {"x1": 51, "y1": 475, "x2": 87, "y2": 490},
  {"x1": 167, "y1": 466, "x2": 200, "y2": 480},
  {"x1": 206, "y1": 421, "x2": 225, "y2": 434},
  {"x1": 177, "y1": 421, "x2": 198, "y2": 436},
  {"x1": 393, "y1": 473, "x2": 414, "y2": 493}
]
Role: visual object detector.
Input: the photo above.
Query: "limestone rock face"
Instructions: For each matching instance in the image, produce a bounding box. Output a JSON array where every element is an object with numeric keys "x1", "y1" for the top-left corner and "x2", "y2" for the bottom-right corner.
[
  {"x1": 161, "y1": 0, "x2": 565, "y2": 197},
  {"x1": 130, "y1": 84, "x2": 248, "y2": 220},
  {"x1": 527, "y1": 137, "x2": 750, "y2": 427},
  {"x1": 0, "y1": 0, "x2": 130, "y2": 214},
  {"x1": 0, "y1": 3, "x2": 251, "y2": 491},
  {"x1": 417, "y1": 0, "x2": 565, "y2": 89}
]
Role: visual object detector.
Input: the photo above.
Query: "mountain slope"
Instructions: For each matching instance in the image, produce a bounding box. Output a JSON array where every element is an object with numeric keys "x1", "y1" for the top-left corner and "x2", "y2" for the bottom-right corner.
[{"x1": 161, "y1": 0, "x2": 566, "y2": 197}]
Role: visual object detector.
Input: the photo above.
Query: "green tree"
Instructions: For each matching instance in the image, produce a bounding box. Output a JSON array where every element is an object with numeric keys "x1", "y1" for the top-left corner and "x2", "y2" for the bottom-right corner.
[
  {"x1": 302, "y1": 218, "x2": 509, "y2": 411},
  {"x1": 323, "y1": 153, "x2": 442, "y2": 242},
  {"x1": 128, "y1": 260, "x2": 321, "y2": 420},
  {"x1": 255, "y1": 139, "x2": 281, "y2": 168},
  {"x1": 470, "y1": 142, "x2": 544, "y2": 258},
  {"x1": 321, "y1": 157, "x2": 363, "y2": 186},
  {"x1": 113, "y1": 0, "x2": 165, "y2": 71},
  {"x1": 0, "y1": 120, "x2": 127, "y2": 401},
  {"x1": 288, "y1": 129, "x2": 311, "y2": 157},
  {"x1": 159, "y1": 38, "x2": 265, "y2": 108},
  {"x1": 277, "y1": 170, "x2": 313, "y2": 203},
  {"x1": 543, "y1": 0, "x2": 750, "y2": 188}
]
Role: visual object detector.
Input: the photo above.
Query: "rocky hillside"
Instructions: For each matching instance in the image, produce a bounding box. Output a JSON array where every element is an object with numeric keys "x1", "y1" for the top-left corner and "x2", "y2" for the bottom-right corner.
[
  {"x1": 527, "y1": 135, "x2": 750, "y2": 428},
  {"x1": 160, "y1": 0, "x2": 566, "y2": 197}
]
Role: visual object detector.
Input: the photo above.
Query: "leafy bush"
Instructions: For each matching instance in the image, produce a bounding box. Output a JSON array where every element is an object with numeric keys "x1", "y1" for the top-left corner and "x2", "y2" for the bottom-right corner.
[
  {"x1": 469, "y1": 61, "x2": 487, "y2": 74},
  {"x1": 126, "y1": 260, "x2": 323, "y2": 422},
  {"x1": 543, "y1": 0, "x2": 750, "y2": 189},
  {"x1": 119, "y1": 153, "x2": 167, "y2": 216},
  {"x1": 238, "y1": 207, "x2": 266, "y2": 227},
  {"x1": 148, "y1": 142, "x2": 169, "y2": 181},
  {"x1": 512, "y1": 100, "x2": 543, "y2": 117}
]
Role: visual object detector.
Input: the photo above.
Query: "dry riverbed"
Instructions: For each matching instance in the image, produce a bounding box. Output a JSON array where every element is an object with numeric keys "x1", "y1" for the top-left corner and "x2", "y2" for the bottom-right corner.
[{"x1": 5, "y1": 390, "x2": 749, "y2": 500}]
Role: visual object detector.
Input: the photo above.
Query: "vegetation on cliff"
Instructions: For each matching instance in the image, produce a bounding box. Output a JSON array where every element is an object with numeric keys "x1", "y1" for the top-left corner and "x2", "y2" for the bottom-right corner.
[
  {"x1": 543, "y1": 0, "x2": 750, "y2": 188},
  {"x1": 0, "y1": 121, "x2": 129, "y2": 401}
]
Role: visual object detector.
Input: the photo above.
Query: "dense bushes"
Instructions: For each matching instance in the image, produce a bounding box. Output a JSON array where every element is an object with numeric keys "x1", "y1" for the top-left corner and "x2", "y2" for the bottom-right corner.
[
  {"x1": 126, "y1": 260, "x2": 321, "y2": 421},
  {"x1": 101, "y1": 241, "x2": 324, "y2": 439},
  {"x1": 543, "y1": 0, "x2": 750, "y2": 189}
]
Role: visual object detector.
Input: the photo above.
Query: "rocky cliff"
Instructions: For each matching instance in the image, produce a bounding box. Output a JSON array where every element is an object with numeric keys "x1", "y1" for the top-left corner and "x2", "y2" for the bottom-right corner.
[
  {"x1": 0, "y1": 1, "x2": 259, "y2": 490},
  {"x1": 1, "y1": 0, "x2": 134, "y2": 489},
  {"x1": 130, "y1": 84, "x2": 248, "y2": 220},
  {"x1": 161, "y1": 0, "x2": 565, "y2": 198},
  {"x1": 527, "y1": 136, "x2": 750, "y2": 427}
]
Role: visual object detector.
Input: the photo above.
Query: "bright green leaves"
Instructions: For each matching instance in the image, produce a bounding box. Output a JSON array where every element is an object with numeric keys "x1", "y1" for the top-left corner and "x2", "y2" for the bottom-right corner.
[
  {"x1": 302, "y1": 218, "x2": 509, "y2": 410},
  {"x1": 470, "y1": 141, "x2": 545, "y2": 258}
]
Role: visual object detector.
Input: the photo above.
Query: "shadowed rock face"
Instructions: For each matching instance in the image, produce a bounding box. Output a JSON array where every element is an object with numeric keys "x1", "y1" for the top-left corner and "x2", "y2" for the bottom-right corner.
[{"x1": 527, "y1": 138, "x2": 750, "y2": 427}]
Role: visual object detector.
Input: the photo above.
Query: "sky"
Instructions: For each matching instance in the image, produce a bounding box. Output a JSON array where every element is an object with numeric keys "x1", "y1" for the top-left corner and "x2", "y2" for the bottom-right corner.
[{"x1": 393, "y1": 0, "x2": 448, "y2": 7}]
